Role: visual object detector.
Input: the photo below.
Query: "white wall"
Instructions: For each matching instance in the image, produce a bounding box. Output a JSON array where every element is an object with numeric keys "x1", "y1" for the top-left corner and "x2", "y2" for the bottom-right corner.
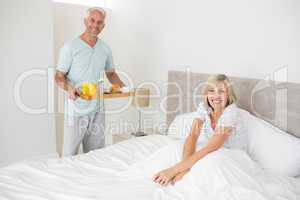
[
  {"x1": 0, "y1": 0, "x2": 56, "y2": 166},
  {"x1": 103, "y1": 0, "x2": 300, "y2": 133},
  {"x1": 108, "y1": 0, "x2": 299, "y2": 82}
]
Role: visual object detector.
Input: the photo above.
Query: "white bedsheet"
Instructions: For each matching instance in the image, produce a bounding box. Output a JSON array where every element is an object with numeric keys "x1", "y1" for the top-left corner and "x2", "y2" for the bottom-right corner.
[{"x1": 0, "y1": 135, "x2": 299, "y2": 200}]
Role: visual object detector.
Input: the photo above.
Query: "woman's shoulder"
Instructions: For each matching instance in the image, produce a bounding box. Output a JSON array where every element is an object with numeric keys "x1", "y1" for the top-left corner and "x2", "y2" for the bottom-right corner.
[
  {"x1": 223, "y1": 103, "x2": 239, "y2": 115},
  {"x1": 196, "y1": 102, "x2": 211, "y2": 120},
  {"x1": 227, "y1": 102, "x2": 238, "y2": 109},
  {"x1": 196, "y1": 102, "x2": 212, "y2": 113},
  {"x1": 217, "y1": 103, "x2": 239, "y2": 127},
  {"x1": 197, "y1": 102, "x2": 205, "y2": 110}
]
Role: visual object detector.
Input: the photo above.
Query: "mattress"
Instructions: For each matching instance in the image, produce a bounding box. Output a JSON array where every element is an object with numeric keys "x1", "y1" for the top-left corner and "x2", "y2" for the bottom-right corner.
[{"x1": 0, "y1": 135, "x2": 299, "y2": 200}]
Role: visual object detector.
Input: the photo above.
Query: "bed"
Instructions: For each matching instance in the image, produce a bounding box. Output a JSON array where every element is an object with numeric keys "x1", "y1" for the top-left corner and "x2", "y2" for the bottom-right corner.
[{"x1": 0, "y1": 70, "x2": 299, "y2": 200}]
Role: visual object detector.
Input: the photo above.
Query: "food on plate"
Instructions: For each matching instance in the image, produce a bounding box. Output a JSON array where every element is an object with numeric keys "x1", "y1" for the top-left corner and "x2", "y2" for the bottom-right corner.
[{"x1": 110, "y1": 84, "x2": 121, "y2": 93}]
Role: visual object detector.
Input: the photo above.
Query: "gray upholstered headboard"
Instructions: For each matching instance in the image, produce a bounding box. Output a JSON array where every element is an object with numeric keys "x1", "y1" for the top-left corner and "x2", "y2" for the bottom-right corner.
[{"x1": 166, "y1": 70, "x2": 300, "y2": 138}]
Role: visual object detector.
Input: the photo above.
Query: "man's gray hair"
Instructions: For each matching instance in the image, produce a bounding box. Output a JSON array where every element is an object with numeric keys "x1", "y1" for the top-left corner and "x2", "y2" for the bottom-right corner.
[{"x1": 85, "y1": 7, "x2": 106, "y2": 19}]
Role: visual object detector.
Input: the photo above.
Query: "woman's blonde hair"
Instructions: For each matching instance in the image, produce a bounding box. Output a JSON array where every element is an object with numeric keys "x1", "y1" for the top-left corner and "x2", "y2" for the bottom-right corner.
[{"x1": 201, "y1": 74, "x2": 237, "y2": 109}]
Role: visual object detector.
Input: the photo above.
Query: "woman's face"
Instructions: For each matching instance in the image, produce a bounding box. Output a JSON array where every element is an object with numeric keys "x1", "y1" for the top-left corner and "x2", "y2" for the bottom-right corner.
[{"x1": 207, "y1": 81, "x2": 229, "y2": 111}]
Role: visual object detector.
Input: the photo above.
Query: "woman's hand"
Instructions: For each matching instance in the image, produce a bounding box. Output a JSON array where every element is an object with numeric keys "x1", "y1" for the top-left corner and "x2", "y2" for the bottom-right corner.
[
  {"x1": 171, "y1": 169, "x2": 189, "y2": 185},
  {"x1": 153, "y1": 167, "x2": 177, "y2": 186}
]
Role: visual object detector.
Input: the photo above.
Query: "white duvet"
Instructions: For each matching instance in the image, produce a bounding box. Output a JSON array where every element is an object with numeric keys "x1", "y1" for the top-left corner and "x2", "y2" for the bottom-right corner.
[{"x1": 0, "y1": 135, "x2": 299, "y2": 200}]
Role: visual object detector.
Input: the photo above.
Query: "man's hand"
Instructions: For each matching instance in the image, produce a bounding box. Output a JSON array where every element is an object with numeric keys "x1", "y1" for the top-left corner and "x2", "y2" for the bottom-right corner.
[
  {"x1": 67, "y1": 86, "x2": 80, "y2": 100},
  {"x1": 105, "y1": 70, "x2": 125, "y2": 87},
  {"x1": 55, "y1": 70, "x2": 80, "y2": 100}
]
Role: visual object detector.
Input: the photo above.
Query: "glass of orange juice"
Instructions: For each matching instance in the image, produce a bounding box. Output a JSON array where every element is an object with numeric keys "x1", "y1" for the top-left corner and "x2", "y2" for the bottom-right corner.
[{"x1": 81, "y1": 82, "x2": 97, "y2": 99}]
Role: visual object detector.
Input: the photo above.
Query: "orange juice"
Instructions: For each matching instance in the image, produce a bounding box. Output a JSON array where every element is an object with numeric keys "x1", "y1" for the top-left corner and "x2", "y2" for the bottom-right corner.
[{"x1": 81, "y1": 82, "x2": 97, "y2": 97}]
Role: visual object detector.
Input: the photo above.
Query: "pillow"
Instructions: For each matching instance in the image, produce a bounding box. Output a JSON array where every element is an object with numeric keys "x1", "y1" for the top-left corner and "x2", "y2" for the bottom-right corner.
[
  {"x1": 239, "y1": 109, "x2": 300, "y2": 177},
  {"x1": 167, "y1": 109, "x2": 247, "y2": 146},
  {"x1": 166, "y1": 112, "x2": 219, "y2": 144},
  {"x1": 167, "y1": 112, "x2": 199, "y2": 139}
]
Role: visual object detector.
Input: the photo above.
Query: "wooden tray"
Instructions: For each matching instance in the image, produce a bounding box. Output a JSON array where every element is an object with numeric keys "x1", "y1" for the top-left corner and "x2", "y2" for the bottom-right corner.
[{"x1": 79, "y1": 91, "x2": 135, "y2": 100}]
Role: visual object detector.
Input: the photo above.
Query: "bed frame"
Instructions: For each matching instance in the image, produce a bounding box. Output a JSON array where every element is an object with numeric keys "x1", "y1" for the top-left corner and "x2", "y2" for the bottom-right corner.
[{"x1": 166, "y1": 70, "x2": 300, "y2": 138}]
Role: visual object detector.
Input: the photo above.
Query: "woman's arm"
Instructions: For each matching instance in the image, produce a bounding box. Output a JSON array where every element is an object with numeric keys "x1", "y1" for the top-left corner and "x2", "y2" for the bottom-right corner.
[
  {"x1": 153, "y1": 127, "x2": 232, "y2": 186},
  {"x1": 154, "y1": 118, "x2": 203, "y2": 185},
  {"x1": 172, "y1": 127, "x2": 232, "y2": 174},
  {"x1": 182, "y1": 118, "x2": 203, "y2": 160},
  {"x1": 170, "y1": 118, "x2": 203, "y2": 183}
]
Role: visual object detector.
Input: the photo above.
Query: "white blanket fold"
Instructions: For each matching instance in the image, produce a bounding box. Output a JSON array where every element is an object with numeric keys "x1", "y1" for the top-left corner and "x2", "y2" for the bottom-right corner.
[{"x1": 123, "y1": 140, "x2": 299, "y2": 200}]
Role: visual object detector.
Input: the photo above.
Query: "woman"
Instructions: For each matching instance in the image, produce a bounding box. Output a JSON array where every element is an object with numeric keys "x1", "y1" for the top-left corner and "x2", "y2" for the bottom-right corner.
[
  {"x1": 122, "y1": 75, "x2": 293, "y2": 199},
  {"x1": 153, "y1": 74, "x2": 248, "y2": 186}
]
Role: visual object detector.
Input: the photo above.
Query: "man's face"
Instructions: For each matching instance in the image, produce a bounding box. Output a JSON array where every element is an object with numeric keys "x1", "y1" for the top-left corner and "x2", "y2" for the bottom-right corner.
[{"x1": 84, "y1": 10, "x2": 105, "y2": 37}]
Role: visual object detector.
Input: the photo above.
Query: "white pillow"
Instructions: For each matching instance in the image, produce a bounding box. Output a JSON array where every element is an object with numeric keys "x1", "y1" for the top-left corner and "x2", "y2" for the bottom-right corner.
[
  {"x1": 167, "y1": 112, "x2": 199, "y2": 139},
  {"x1": 167, "y1": 110, "x2": 247, "y2": 145},
  {"x1": 166, "y1": 112, "x2": 217, "y2": 144},
  {"x1": 239, "y1": 109, "x2": 300, "y2": 177}
]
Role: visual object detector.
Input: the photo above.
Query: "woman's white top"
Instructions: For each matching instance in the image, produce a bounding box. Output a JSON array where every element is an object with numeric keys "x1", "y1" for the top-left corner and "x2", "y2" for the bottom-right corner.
[{"x1": 196, "y1": 102, "x2": 248, "y2": 151}]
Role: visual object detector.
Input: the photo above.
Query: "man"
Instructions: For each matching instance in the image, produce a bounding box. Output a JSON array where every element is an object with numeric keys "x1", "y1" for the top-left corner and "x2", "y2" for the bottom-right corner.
[{"x1": 55, "y1": 7, "x2": 124, "y2": 156}]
